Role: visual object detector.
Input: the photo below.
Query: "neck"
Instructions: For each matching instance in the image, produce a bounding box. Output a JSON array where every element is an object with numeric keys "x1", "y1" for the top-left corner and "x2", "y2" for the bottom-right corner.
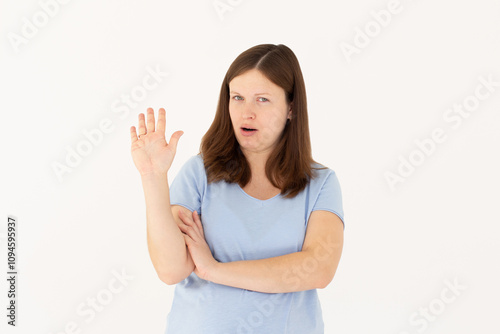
[{"x1": 242, "y1": 149, "x2": 270, "y2": 180}]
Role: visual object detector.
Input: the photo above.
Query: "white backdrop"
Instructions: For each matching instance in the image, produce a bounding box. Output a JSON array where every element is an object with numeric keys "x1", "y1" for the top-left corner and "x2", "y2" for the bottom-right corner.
[{"x1": 1, "y1": 0, "x2": 499, "y2": 333}]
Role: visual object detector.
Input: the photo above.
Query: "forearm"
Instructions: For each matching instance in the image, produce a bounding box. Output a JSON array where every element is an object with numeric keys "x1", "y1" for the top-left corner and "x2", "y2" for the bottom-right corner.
[
  {"x1": 141, "y1": 172, "x2": 191, "y2": 283},
  {"x1": 208, "y1": 250, "x2": 326, "y2": 293}
]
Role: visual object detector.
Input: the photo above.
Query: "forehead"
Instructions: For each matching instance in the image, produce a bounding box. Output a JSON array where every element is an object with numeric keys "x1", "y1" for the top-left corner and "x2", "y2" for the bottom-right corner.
[{"x1": 229, "y1": 69, "x2": 283, "y2": 94}]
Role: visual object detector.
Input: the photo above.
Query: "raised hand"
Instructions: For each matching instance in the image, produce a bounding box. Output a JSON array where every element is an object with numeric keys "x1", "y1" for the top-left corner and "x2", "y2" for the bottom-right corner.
[{"x1": 130, "y1": 108, "x2": 183, "y2": 176}]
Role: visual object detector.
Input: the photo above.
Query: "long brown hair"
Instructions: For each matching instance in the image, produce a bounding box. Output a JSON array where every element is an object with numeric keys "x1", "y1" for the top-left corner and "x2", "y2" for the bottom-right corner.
[{"x1": 199, "y1": 44, "x2": 327, "y2": 199}]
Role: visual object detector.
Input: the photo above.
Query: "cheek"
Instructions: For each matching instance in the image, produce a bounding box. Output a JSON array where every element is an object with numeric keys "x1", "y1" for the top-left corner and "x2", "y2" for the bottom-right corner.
[
  {"x1": 267, "y1": 110, "x2": 288, "y2": 131},
  {"x1": 228, "y1": 107, "x2": 237, "y2": 123}
]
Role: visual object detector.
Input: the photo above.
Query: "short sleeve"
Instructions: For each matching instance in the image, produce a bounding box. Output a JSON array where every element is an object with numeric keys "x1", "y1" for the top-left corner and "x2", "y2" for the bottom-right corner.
[
  {"x1": 312, "y1": 170, "x2": 345, "y2": 229},
  {"x1": 169, "y1": 155, "x2": 205, "y2": 215}
]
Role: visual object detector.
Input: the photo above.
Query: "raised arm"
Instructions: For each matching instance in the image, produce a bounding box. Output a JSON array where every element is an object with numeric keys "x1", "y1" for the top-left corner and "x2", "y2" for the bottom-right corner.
[{"x1": 130, "y1": 107, "x2": 194, "y2": 285}]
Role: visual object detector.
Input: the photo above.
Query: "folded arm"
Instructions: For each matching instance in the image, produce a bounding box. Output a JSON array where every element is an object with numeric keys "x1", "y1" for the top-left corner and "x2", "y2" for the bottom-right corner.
[{"x1": 180, "y1": 209, "x2": 344, "y2": 293}]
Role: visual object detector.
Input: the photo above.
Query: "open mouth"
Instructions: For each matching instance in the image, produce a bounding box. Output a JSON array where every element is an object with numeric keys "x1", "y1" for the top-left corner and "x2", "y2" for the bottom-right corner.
[{"x1": 242, "y1": 127, "x2": 257, "y2": 132}]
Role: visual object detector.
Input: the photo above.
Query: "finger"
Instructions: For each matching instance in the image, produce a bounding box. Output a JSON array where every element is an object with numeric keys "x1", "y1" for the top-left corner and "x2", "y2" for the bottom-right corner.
[
  {"x1": 179, "y1": 214, "x2": 193, "y2": 226},
  {"x1": 130, "y1": 126, "x2": 138, "y2": 143},
  {"x1": 179, "y1": 210, "x2": 193, "y2": 225},
  {"x1": 157, "y1": 108, "x2": 166, "y2": 133},
  {"x1": 178, "y1": 210, "x2": 191, "y2": 224},
  {"x1": 168, "y1": 130, "x2": 184, "y2": 152},
  {"x1": 178, "y1": 222, "x2": 192, "y2": 236},
  {"x1": 138, "y1": 113, "x2": 147, "y2": 136},
  {"x1": 181, "y1": 216, "x2": 200, "y2": 237},
  {"x1": 146, "y1": 107, "x2": 155, "y2": 133},
  {"x1": 193, "y1": 211, "x2": 204, "y2": 237},
  {"x1": 179, "y1": 213, "x2": 201, "y2": 239},
  {"x1": 182, "y1": 233, "x2": 193, "y2": 246}
]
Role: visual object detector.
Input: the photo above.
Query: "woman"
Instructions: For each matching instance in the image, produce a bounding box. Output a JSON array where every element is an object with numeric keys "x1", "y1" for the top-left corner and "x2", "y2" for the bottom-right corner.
[{"x1": 130, "y1": 44, "x2": 345, "y2": 333}]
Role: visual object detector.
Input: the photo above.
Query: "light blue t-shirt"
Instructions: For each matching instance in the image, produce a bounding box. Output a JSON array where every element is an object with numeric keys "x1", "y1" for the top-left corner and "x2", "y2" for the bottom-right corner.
[{"x1": 165, "y1": 154, "x2": 344, "y2": 334}]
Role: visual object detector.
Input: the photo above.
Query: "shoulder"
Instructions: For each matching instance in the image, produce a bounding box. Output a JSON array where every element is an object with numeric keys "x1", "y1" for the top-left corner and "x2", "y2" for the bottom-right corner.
[
  {"x1": 181, "y1": 153, "x2": 204, "y2": 169},
  {"x1": 187, "y1": 153, "x2": 204, "y2": 167},
  {"x1": 310, "y1": 161, "x2": 338, "y2": 185},
  {"x1": 308, "y1": 162, "x2": 343, "y2": 199},
  {"x1": 175, "y1": 154, "x2": 206, "y2": 180}
]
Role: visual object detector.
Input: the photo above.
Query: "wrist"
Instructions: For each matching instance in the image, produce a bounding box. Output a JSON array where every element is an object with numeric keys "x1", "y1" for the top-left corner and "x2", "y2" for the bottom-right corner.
[
  {"x1": 140, "y1": 171, "x2": 168, "y2": 181},
  {"x1": 206, "y1": 260, "x2": 221, "y2": 283}
]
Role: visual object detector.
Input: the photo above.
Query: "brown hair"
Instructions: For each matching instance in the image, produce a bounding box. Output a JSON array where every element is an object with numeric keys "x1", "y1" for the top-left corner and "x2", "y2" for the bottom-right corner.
[{"x1": 198, "y1": 44, "x2": 327, "y2": 199}]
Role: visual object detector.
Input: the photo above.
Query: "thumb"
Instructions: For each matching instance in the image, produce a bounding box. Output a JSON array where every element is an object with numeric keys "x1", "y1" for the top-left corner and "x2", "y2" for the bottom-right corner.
[
  {"x1": 168, "y1": 130, "x2": 184, "y2": 151},
  {"x1": 182, "y1": 233, "x2": 193, "y2": 246}
]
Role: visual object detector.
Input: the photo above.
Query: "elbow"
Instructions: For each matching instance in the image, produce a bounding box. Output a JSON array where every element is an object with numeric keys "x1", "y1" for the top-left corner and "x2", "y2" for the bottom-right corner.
[
  {"x1": 159, "y1": 273, "x2": 183, "y2": 286},
  {"x1": 158, "y1": 270, "x2": 190, "y2": 285},
  {"x1": 156, "y1": 262, "x2": 194, "y2": 285},
  {"x1": 316, "y1": 269, "x2": 336, "y2": 289},
  {"x1": 316, "y1": 276, "x2": 332, "y2": 289},
  {"x1": 316, "y1": 255, "x2": 342, "y2": 289}
]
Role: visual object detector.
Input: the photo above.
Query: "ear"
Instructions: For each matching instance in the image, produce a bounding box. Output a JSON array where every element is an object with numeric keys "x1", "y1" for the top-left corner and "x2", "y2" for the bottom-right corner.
[{"x1": 287, "y1": 102, "x2": 293, "y2": 120}]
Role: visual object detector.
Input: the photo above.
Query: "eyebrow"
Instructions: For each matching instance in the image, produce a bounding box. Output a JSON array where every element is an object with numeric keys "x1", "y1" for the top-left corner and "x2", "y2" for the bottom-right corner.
[{"x1": 230, "y1": 91, "x2": 272, "y2": 96}]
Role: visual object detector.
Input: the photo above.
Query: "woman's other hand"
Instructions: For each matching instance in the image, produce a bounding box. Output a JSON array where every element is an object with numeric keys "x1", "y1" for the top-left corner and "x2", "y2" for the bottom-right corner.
[{"x1": 178, "y1": 210, "x2": 219, "y2": 281}]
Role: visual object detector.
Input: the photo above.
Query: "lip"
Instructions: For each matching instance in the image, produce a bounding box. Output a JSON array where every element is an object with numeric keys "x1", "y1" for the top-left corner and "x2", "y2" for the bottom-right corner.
[{"x1": 240, "y1": 128, "x2": 257, "y2": 137}]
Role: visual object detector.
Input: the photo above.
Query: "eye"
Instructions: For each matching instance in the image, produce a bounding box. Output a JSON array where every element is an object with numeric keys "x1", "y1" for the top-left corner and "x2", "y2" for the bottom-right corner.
[
  {"x1": 257, "y1": 97, "x2": 269, "y2": 102},
  {"x1": 232, "y1": 95, "x2": 243, "y2": 101}
]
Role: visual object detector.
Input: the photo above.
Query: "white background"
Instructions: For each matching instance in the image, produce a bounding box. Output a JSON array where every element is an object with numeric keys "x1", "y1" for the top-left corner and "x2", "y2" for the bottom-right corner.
[{"x1": 1, "y1": 0, "x2": 499, "y2": 333}]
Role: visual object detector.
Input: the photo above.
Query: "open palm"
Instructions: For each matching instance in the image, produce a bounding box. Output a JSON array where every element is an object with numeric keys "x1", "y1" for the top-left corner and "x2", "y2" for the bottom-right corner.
[{"x1": 130, "y1": 108, "x2": 183, "y2": 176}]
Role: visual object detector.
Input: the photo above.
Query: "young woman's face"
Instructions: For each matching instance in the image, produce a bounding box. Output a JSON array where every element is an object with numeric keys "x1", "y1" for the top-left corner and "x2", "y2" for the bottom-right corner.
[{"x1": 228, "y1": 69, "x2": 292, "y2": 157}]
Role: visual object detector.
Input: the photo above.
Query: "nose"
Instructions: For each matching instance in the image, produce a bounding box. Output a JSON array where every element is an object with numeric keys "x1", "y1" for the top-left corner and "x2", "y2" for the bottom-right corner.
[{"x1": 242, "y1": 103, "x2": 255, "y2": 120}]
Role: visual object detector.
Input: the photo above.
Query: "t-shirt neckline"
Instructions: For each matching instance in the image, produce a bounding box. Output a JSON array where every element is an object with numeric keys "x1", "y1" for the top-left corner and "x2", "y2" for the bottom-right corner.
[{"x1": 236, "y1": 184, "x2": 282, "y2": 202}]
